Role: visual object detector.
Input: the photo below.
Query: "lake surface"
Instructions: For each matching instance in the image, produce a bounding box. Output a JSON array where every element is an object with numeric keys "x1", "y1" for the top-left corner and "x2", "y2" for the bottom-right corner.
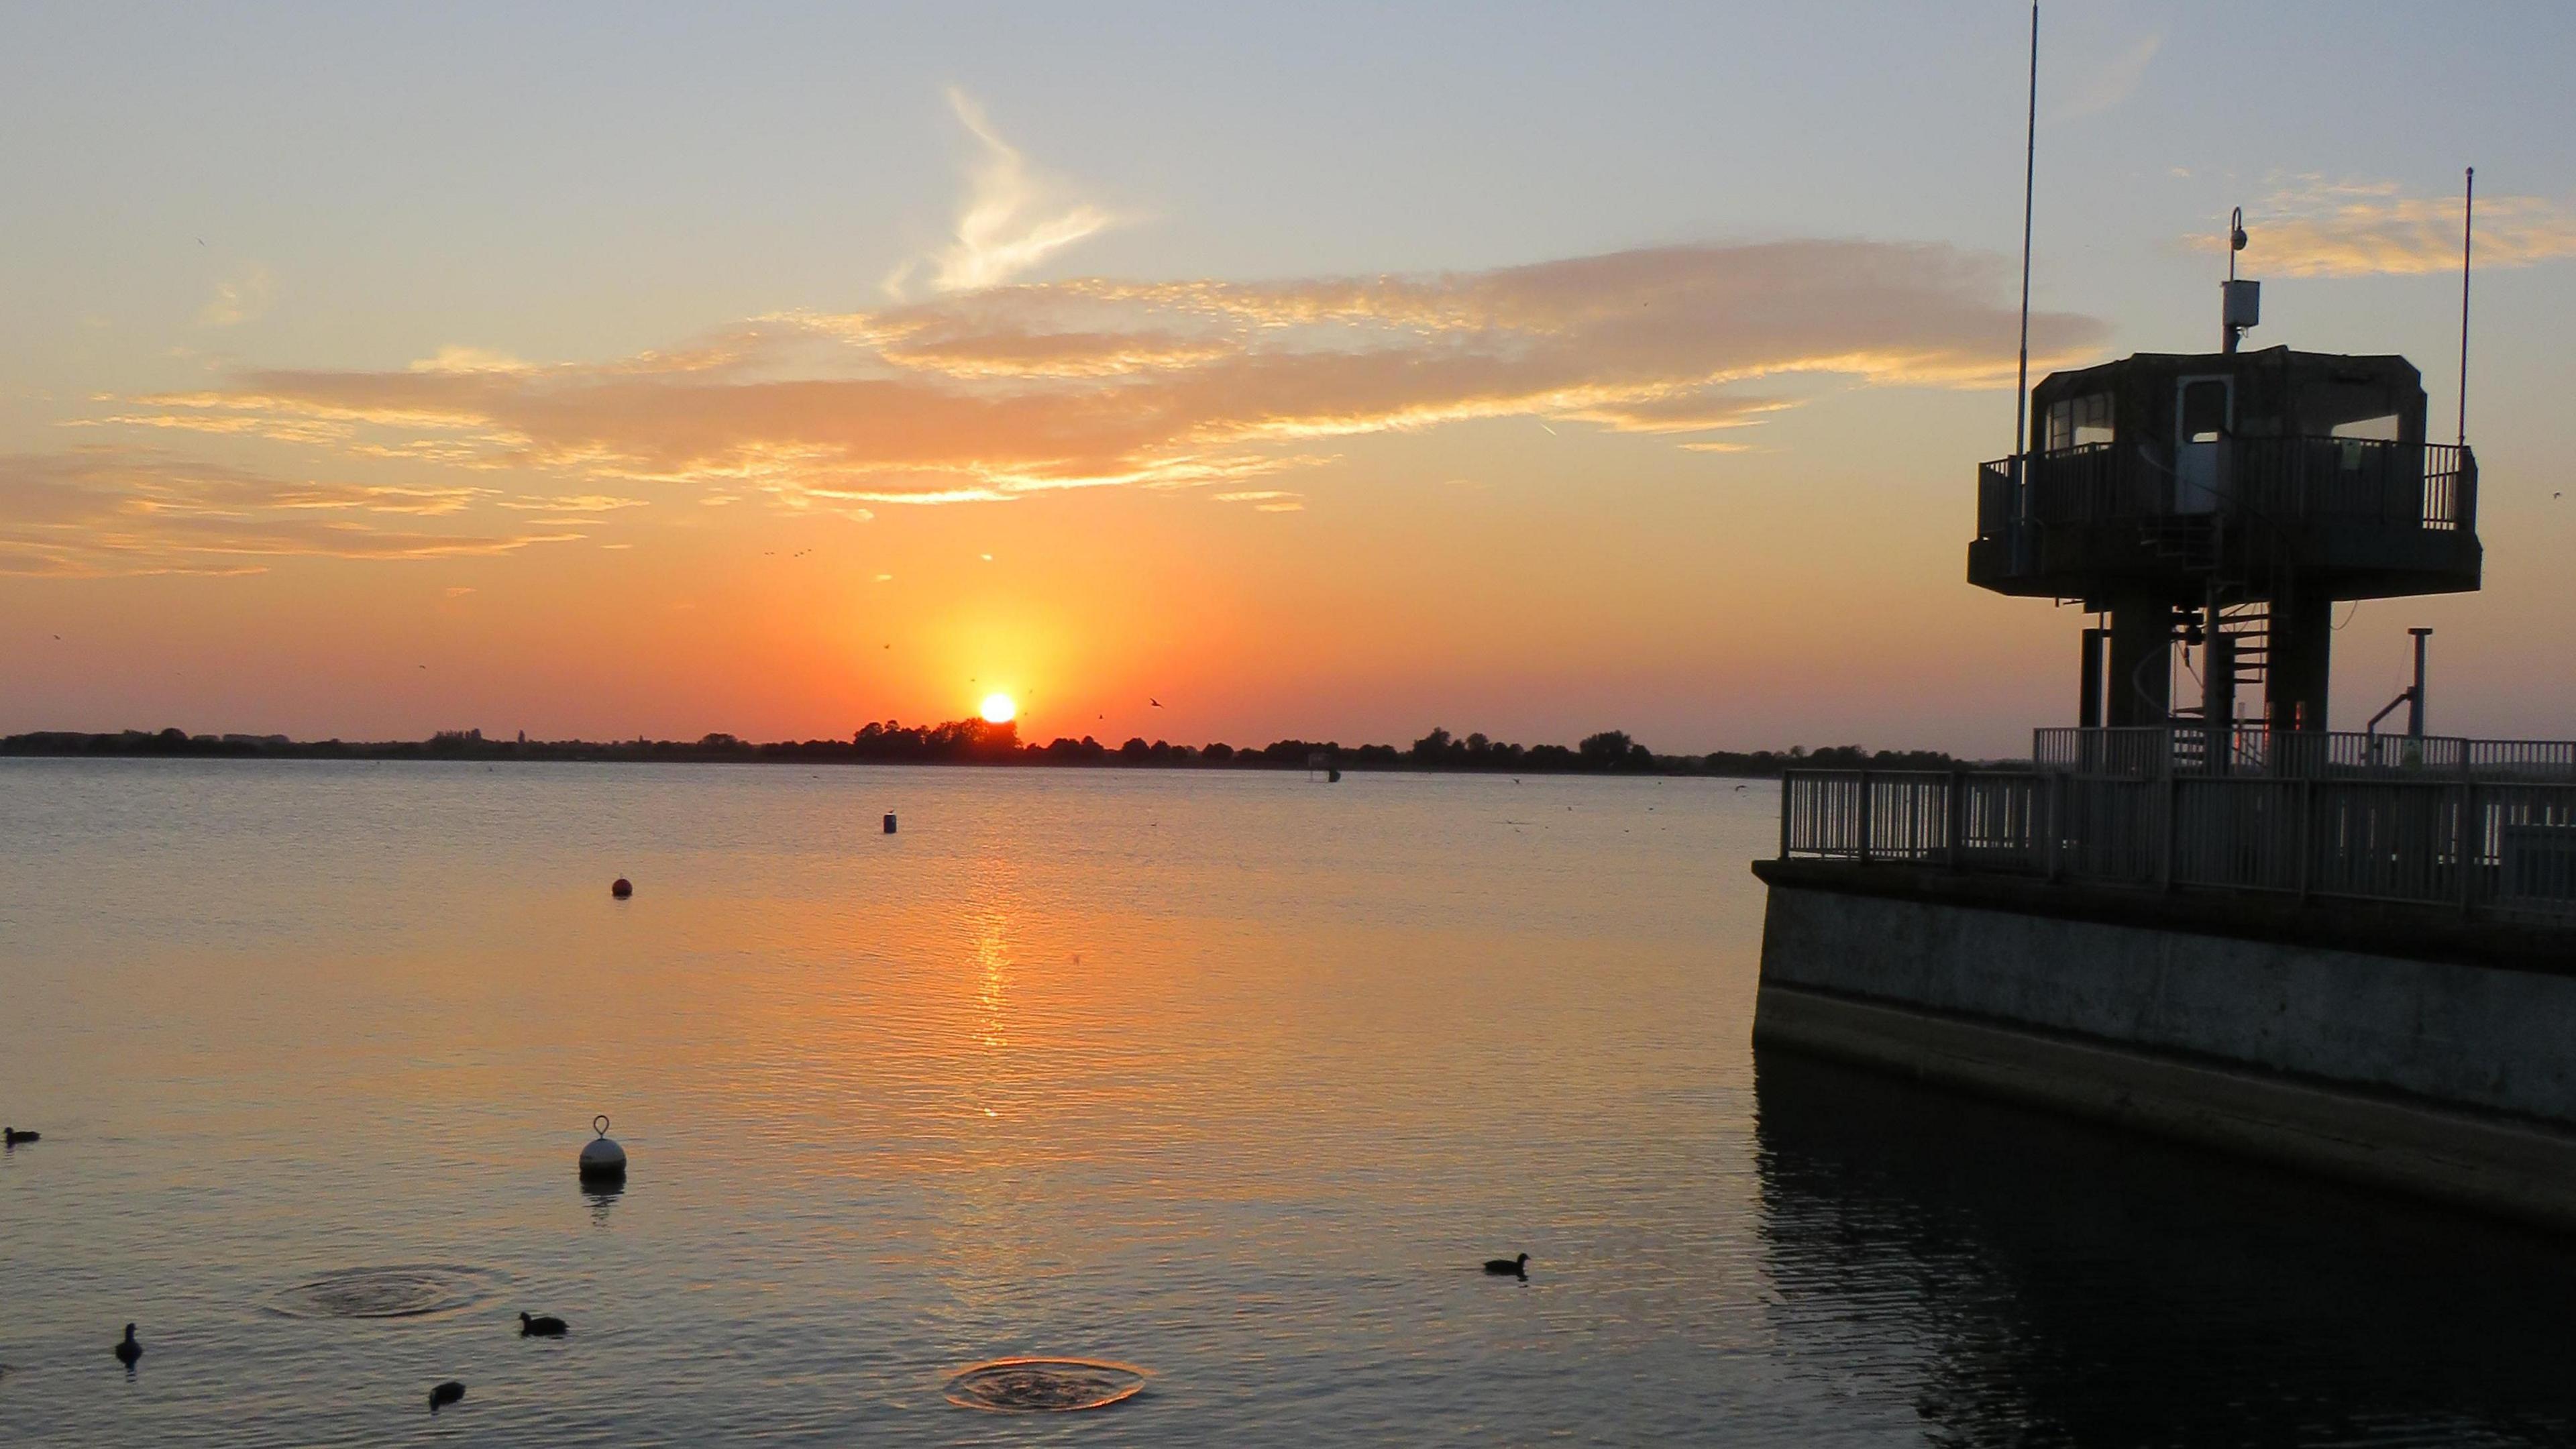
[{"x1": 5, "y1": 760, "x2": 2576, "y2": 1446}]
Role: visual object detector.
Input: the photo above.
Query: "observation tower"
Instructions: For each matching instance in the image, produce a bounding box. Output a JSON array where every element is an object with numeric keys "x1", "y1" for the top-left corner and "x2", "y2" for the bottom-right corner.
[{"x1": 1968, "y1": 256, "x2": 2479, "y2": 744}]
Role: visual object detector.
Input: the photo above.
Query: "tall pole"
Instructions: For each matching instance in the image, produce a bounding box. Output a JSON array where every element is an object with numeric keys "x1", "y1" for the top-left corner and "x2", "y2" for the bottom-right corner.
[
  {"x1": 2458, "y1": 166, "x2": 2475, "y2": 446},
  {"x1": 2012, "y1": 3, "x2": 2038, "y2": 463}
]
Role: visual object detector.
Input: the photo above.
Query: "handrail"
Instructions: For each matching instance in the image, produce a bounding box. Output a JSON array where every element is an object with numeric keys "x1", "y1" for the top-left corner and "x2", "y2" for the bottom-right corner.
[
  {"x1": 2032, "y1": 727, "x2": 2576, "y2": 782},
  {"x1": 1778, "y1": 766, "x2": 2576, "y2": 922},
  {"x1": 1976, "y1": 437, "x2": 2475, "y2": 539}
]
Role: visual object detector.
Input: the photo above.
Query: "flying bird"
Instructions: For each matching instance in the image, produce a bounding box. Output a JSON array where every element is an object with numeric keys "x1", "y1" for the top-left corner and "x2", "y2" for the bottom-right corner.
[{"x1": 1149, "y1": 698, "x2": 1163, "y2": 708}]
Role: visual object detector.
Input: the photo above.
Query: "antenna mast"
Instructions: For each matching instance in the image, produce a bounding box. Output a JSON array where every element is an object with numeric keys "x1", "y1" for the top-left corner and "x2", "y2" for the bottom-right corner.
[
  {"x1": 2459, "y1": 166, "x2": 2475, "y2": 446},
  {"x1": 2012, "y1": 3, "x2": 2038, "y2": 462}
]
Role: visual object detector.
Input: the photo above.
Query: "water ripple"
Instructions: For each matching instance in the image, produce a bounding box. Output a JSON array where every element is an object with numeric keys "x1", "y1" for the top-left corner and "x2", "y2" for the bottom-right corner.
[
  {"x1": 263, "y1": 1264, "x2": 508, "y2": 1320},
  {"x1": 943, "y1": 1358, "x2": 1148, "y2": 1413}
]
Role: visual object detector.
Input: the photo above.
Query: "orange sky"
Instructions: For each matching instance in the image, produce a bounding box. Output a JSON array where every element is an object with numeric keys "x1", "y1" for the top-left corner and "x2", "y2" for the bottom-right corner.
[{"x1": 6, "y1": 8, "x2": 2575, "y2": 754}]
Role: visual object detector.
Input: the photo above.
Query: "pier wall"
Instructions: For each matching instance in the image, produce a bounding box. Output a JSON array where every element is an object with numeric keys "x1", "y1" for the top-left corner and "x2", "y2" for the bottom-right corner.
[{"x1": 1751, "y1": 861, "x2": 2576, "y2": 1228}]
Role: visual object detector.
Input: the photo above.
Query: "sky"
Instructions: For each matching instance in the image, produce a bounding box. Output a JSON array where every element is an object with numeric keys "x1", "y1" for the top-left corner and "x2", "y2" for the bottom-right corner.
[{"x1": 5, "y1": 1, "x2": 2575, "y2": 756}]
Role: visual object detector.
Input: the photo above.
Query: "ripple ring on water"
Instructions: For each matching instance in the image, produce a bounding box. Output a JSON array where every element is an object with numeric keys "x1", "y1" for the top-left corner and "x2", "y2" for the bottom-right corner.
[
  {"x1": 264, "y1": 1265, "x2": 508, "y2": 1320},
  {"x1": 943, "y1": 1358, "x2": 1149, "y2": 1413}
]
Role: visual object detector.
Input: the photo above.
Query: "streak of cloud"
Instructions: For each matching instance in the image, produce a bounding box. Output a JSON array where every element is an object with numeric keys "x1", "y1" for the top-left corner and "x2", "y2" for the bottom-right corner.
[
  {"x1": 2198, "y1": 178, "x2": 2576, "y2": 278},
  {"x1": 198, "y1": 265, "x2": 276, "y2": 327},
  {"x1": 2053, "y1": 32, "x2": 2161, "y2": 121},
  {"x1": 87, "y1": 240, "x2": 2100, "y2": 520},
  {"x1": 0, "y1": 449, "x2": 582, "y2": 577},
  {"x1": 884, "y1": 88, "x2": 1117, "y2": 299}
]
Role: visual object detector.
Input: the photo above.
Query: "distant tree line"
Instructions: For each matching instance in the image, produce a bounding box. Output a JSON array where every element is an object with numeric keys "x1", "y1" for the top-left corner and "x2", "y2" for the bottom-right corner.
[{"x1": 0, "y1": 722, "x2": 1979, "y2": 778}]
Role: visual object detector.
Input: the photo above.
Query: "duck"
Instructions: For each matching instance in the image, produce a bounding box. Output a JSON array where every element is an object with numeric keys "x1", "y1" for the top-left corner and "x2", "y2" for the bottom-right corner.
[
  {"x1": 429, "y1": 1380, "x2": 466, "y2": 1413},
  {"x1": 1483, "y1": 1252, "x2": 1529, "y2": 1277},
  {"x1": 518, "y1": 1311, "x2": 568, "y2": 1337},
  {"x1": 113, "y1": 1324, "x2": 142, "y2": 1368},
  {"x1": 3, "y1": 1128, "x2": 37, "y2": 1146}
]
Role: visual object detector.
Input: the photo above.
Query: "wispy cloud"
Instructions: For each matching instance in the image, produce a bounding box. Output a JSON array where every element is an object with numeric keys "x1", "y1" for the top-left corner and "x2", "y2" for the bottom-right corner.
[
  {"x1": 2200, "y1": 177, "x2": 2576, "y2": 278},
  {"x1": 1214, "y1": 490, "x2": 1304, "y2": 513},
  {"x1": 883, "y1": 88, "x2": 1118, "y2": 298},
  {"x1": 0, "y1": 448, "x2": 582, "y2": 577},
  {"x1": 198, "y1": 265, "x2": 276, "y2": 327},
  {"x1": 2053, "y1": 32, "x2": 2161, "y2": 121},
  {"x1": 85, "y1": 240, "x2": 2098, "y2": 519}
]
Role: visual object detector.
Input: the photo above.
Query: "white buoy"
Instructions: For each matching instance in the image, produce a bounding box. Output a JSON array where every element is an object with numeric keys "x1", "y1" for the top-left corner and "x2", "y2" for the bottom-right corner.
[{"x1": 578, "y1": 1114, "x2": 626, "y2": 1184}]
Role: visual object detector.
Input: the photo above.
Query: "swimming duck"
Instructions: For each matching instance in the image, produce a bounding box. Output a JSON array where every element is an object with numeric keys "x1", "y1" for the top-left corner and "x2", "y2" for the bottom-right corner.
[
  {"x1": 113, "y1": 1324, "x2": 141, "y2": 1368},
  {"x1": 429, "y1": 1380, "x2": 465, "y2": 1413},
  {"x1": 1483, "y1": 1252, "x2": 1529, "y2": 1277},
  {"x1": 3, "y1": 1128, "x2": 37, "y2": 1146},
  {"x1": 519, "y1": 1311, "x2": 568, "y2": 1337}
]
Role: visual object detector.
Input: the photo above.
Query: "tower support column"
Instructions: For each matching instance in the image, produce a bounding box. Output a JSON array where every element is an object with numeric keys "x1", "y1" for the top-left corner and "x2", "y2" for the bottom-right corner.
[
  {"x1": 2105, "y1": 596, "x2": 2172, "y2": 728},
  {"x1": 2267, "y1": 593, "x2": 2332, "y2": 734}
]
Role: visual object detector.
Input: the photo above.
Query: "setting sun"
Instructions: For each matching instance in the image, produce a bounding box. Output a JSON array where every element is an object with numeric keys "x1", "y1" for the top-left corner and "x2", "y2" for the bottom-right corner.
[{"x1": 979, "y1": 693, "x2": 1016, "y2": 724}]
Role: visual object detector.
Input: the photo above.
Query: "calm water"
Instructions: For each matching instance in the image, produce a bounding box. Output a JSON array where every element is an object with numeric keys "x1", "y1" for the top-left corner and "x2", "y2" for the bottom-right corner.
[{"x1": 3, "y1": 761, "x2": 2575, "y2": 1446}]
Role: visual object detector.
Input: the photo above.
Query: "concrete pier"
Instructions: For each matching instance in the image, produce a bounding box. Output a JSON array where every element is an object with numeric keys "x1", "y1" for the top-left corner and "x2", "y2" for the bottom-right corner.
[{"x1": 1752, "y1": 859, "x2": 2576, "y2": 1230}]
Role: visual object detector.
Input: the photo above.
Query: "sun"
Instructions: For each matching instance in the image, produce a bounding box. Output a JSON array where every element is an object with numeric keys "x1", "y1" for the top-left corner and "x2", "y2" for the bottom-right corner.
[{"x1": 979, "y1": 692, "x2": 1016, "y2": 724}]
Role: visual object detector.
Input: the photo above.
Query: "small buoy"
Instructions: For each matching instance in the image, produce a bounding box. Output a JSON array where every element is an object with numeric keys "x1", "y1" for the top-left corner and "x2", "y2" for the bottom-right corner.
[
  {"x1": 429, "y1": 1380, "x2": 465, "y2": 1413},
  {"x1": 578, "y1": 1115, "x2": 626, "y2": 1185},
  {"x1": 883, "y1": 813, "x2": 897, "y2": 834},
  {"x1": 610, "y1": 877, "x2": 632, "y2": 899}
]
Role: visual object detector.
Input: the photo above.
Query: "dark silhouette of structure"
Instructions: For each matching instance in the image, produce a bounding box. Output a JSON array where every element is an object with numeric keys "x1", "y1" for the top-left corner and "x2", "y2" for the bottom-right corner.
[{"x1": 1972, "y1": 343, "x2": 2479, "y2": 735}]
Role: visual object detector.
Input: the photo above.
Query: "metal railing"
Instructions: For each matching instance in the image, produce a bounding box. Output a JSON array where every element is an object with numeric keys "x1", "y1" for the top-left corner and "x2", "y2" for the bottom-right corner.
[
  {"x1": 1780, "y1": 767, "x2": 2576, "y2": 922},
  {"x1": 2032, "y1": 727, "x2": 2576, "y2": 782},
  {"x1": 1976, "y1": 437, "x2": 2475, "y2": 539}
]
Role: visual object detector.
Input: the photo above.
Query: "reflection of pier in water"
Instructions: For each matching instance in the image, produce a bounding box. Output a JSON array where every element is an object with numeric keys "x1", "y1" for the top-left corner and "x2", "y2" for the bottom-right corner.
[{"x1": 1753, "y1": 1048, "x2": 2576, "y2": 1446}]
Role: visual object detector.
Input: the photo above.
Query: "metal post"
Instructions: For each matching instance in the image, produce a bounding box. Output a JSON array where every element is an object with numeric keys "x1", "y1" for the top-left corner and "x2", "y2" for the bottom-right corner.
[
  {"x1": 1778, "y1": 773, "x2": 1792, "y2": 860},
  {"x1": 2408, "y1": 628, "x2": 2432, "y2": 738},
  {"x1": 2161, "y1": 773, "x2": 2180, "y2": 892},
  {"x1": 2296, "y1": 777, "x2": 2313, "y2": 904},
  {"x1": 2012, "y1": 2, "x2": 2037, "y2": 464},
  {"x1": 1946, "y1": 770, "x2": 1965, "y2": 869},
  {"x1": 2459, "y1": 781, "x2": 2475, "y2": 916},
  {"x1": 2045, "y1": 771, "x2": 2063, "y2": 882},
  {"x1": 2079, "y1": 627, "x2": 2106, "y2": 729},
  {"x1": 1856, "y1": 770, "x2": 1873, "y2": 865},
  {"x1": 2459, "y1": 166, "x2": 2475, "y2": 447}
]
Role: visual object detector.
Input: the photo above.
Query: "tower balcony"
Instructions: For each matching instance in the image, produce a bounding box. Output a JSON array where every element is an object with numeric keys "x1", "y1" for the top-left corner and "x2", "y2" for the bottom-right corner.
[{"x1": 1969, "y1": 436, "x2": 2481, "y2": 602}]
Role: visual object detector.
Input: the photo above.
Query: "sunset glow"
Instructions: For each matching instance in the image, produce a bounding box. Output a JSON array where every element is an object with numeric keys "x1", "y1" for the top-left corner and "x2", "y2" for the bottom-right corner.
[
  {"x1": 980, "y1": 694, "x2": 1017, "y2": 726},
  {"x1": 1, "y1": 7, "x2": 2570, "y2": 753}
]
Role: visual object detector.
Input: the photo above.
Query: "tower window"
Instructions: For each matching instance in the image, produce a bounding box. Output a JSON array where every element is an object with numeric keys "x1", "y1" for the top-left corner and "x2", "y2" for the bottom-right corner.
[
  {"x1": 2180, "y1": 381, "x2": 2229, "y2": 443},
  {"x1": 2045, "y1": 392, "x2": 2114, "y2": 452}
]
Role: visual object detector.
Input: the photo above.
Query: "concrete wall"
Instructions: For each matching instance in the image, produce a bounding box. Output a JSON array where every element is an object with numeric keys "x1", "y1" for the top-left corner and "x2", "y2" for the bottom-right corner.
[
  {"x1": 1758, "y1": 882, "x2": 2576, "y2": 1128},
  {"x1": 1753, "y1": 983, "x2": 2576, "y2": 1232}
]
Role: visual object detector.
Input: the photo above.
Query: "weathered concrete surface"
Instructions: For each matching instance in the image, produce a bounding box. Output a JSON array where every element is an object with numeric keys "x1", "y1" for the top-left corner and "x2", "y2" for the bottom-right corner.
[
  {"x1": 1756, "y1": 880, "x2": 2576, "y2": 1126},
  {"x1": 1753, "y1": 983, "x2": 2576, "y2": 1232}
]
